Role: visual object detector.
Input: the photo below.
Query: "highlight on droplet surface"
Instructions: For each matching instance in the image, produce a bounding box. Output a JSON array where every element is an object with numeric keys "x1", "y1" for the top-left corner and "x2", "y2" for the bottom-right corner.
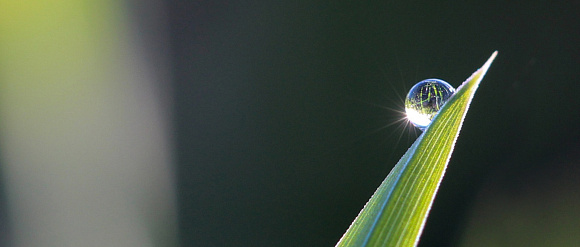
[{"x1": 405, "y1": 79, "x2": 455, "y2": 130}]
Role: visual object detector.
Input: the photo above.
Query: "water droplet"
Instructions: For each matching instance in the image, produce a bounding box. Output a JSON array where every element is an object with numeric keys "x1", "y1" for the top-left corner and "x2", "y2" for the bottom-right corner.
[{"x1": 405, "y1": 79, "x2": 455, "y2": 130}]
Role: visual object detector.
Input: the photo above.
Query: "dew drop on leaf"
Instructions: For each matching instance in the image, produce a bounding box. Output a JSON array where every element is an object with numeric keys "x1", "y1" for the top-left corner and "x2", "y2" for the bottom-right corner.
[{"x1": 405, "y1": 79, "x2": 455, "y2": 130}]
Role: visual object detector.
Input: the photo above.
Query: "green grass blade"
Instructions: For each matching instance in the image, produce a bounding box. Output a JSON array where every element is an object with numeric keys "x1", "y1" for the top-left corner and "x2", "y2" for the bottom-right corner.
[{"x1": 337, "y1": 51, "x2": 498, "y2": 247}]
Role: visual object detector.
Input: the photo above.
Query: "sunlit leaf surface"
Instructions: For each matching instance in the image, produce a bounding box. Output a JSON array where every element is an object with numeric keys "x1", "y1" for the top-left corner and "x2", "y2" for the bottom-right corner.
[{"x1": 337, "y1": 51, "x2": 498, "y2": 247}]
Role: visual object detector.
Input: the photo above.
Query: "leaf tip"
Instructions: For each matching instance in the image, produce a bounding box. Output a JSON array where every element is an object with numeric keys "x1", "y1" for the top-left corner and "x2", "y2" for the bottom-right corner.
[{"x1": 484, "y1": 51, "x2": 498, "y2": 70}]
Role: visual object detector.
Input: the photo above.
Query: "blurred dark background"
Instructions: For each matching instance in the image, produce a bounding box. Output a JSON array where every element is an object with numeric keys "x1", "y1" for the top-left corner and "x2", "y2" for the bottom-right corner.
[{"x1": 172, "y1": 0, "x2": 580, "y2": 246}]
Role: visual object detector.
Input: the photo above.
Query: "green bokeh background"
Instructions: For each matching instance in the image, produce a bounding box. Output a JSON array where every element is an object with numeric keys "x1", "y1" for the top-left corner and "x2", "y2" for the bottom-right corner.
[{"x1": 173, "y1": 1, "x2": 580, "y2": 246}]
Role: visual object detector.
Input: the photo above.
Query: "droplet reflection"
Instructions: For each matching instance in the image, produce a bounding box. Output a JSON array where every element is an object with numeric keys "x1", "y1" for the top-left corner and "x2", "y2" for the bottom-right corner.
[{"x1": 405, "y1": 79, "x2": 455, "y2": 130}]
